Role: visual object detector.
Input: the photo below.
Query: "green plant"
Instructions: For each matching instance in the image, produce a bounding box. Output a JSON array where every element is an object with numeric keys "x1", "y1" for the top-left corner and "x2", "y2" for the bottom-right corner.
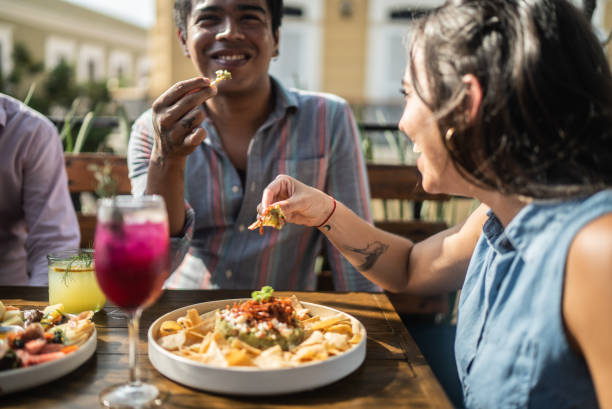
[
  {"x1": 43, "y1": 60, "x2": 78, "y2": 109},
  {"x1": 2, "y1": 43, "x2": 43, "y2": 95},
  {"x1": 87, "y1": 161, "x2": 118, "y2": 198}
]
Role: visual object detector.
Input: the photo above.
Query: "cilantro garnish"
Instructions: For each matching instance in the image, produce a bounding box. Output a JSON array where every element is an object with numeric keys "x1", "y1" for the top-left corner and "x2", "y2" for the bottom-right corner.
[{"x1": 251, "y1": 286, "x2": 274, "y2": 302}]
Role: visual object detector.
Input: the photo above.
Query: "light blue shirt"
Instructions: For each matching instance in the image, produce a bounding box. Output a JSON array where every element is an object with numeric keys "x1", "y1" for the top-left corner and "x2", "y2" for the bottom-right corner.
[{"x1": 456, "y1": 190, "x2": 612, "y2": 408}]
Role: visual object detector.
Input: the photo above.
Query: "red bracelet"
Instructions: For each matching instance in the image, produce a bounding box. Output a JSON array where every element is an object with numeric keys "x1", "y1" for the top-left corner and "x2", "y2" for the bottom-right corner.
[{"x1": 316, "y1": 197, "x2": 337, "y2": 228}]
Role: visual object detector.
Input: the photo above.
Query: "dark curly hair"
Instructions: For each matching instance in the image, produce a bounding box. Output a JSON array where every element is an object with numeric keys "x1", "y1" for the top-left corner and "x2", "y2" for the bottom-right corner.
[
  {"x1": 173, "y1": 0, "x2": 283, "y2": 40},
  {"x1": 408, "y1": 0, "x2": 612, "y2": 199}
]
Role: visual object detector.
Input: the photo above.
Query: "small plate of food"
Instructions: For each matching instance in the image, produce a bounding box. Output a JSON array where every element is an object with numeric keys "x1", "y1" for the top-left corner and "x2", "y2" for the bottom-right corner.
[
  {"x1": 0, "y1": 302, "x2": 96, "y2": 395},
  {"x1": 147, "y1": 287, "x2": 366, "y2": 395}
]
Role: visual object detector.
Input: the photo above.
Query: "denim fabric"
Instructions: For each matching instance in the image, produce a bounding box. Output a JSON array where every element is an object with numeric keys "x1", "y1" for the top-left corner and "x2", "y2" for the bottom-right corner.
[{"x1": 455, "y1": 190, "x2": 612, "y2": 408}]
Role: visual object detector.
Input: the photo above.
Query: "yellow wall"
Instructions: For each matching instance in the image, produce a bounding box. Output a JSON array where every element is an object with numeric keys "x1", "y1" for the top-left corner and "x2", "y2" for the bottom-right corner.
[{"x1": 321, "y1": 0, "x2": 367, "y2": 104}]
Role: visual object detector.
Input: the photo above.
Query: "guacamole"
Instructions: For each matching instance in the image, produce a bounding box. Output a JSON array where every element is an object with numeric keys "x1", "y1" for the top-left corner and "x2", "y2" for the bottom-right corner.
[{"x1": 216, "y1": 297, "x2": 305, "y2": 351}]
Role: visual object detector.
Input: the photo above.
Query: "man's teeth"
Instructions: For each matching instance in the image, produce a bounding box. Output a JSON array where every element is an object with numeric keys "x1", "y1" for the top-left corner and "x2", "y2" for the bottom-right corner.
[
  {"x1": 218, "y1": 54, "x2": 245, "y2": 61},
  {"x1": 412, "y1": 143, "x2": 422, "y2": 153}
]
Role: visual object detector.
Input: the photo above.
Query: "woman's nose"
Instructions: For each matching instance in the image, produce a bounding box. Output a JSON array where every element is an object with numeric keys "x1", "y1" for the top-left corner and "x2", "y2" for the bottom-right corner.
[{"x1": 215, "y1": 17, "x2": 246, "y2": 40}]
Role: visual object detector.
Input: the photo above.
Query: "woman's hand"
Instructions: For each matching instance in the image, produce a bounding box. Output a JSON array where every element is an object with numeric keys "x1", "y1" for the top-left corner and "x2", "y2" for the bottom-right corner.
[
  {"x1": 151, "y1": 77, "x2": 217, "y2": 164},
  {"x1": 259, "y1": 175, "x2": 335, "y2": 227}
]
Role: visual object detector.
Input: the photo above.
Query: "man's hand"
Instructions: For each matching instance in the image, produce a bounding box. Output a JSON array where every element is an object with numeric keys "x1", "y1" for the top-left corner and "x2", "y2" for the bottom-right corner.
[{"x1": 151, "y1": 77, "x2": 217, "y2": 164}]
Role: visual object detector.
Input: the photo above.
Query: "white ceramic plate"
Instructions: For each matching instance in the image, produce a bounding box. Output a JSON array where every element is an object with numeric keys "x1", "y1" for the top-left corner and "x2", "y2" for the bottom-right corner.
[
  {"x1": 148, "y1": 299, "x2": 366, "y2": 395},
  {"x1": 0, "y1": 327, "x2": 97, "y2": 395}
]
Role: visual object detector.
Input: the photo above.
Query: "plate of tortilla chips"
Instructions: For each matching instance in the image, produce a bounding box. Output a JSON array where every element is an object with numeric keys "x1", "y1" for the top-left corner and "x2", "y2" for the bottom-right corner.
[{"x1": 147, "y1": 291, "x2": 366, "y2": 395}]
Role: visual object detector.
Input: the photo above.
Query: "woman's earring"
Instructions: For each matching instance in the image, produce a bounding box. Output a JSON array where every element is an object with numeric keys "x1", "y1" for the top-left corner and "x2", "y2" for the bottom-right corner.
[{"x1": 445, "y1": 128, "x2": 455, "y2": 141}]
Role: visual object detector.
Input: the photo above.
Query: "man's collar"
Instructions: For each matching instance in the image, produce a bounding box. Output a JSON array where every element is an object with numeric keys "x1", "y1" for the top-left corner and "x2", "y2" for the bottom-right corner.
[{"x1": 269, "y1": 75, "x2": 298, "y2": 116}]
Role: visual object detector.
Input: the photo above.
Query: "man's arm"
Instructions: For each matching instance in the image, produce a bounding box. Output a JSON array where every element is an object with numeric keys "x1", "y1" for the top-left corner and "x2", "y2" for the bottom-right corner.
[
  {"x1": 146, "y1": 77, "x2": 216, "y2": 235},
  {"x1": 128, "y1": 111, "x2": 194, "y2": 272},
  {"x1": 23, "y1": 118, "x2": 80, "y2": 285}
]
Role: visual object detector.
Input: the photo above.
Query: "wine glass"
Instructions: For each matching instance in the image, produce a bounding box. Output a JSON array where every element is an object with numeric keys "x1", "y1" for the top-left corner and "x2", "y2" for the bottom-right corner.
[{"x1": 94, "y1": 195, "x2": 170, "y2": 408}]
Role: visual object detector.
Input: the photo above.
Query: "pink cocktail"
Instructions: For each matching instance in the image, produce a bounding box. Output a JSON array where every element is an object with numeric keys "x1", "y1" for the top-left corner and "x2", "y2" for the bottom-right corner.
[
  {"x1": 95, "y1": 221, "x2": 169, "y2": 311},
  {"x1": 94, "y1": 195, "x2": 170, "y2": 408}
]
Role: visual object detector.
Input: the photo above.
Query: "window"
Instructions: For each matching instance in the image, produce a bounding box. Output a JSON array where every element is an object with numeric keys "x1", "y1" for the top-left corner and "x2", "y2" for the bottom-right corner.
[
  {"x1": 45, "y1": 36, "x2": 76, "y2": 70},
  {"x1": 268, "y1": 0, "x2": 323, "y2": 90},
  {"x1": 136, "y1": 56, "x2": 150, "y2": 88},
  {"x1": 365, "y1": 0, "x2": 444, "y2": 102},
  {"x1": 389, "y1": 8, "x2": 429, "y2": 20},
  {"x1": 88, "y1": 60, "x2": 95, "y2": 82},
  {"x1": 0, "y1": 25, "x2": 14, "y2": 78},
  {"x1": 77, "y1": 44, "x2": 104, "y2": 83},
  {"x1": 283, "y1": 6, "x2": 304, "y2": 17},
  {"x1": 108, "y1": 50, "x2": 133, "y2": 85}
]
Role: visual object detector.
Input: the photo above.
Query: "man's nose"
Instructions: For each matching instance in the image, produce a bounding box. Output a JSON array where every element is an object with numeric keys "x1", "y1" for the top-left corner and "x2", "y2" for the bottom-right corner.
[{"x1": 216, "y1": 17, "x2": 246, "y2": 40}]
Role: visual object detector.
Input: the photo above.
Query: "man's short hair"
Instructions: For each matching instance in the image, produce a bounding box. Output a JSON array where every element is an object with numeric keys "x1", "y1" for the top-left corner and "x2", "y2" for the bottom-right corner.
[{"x1": 173, "y1": 0, "x2": 283, "y2": 39}]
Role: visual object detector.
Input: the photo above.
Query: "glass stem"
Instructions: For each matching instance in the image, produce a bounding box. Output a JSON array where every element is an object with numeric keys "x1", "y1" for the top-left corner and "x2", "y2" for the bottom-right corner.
[{"x1": 127, "y1": 309, "x2": 142, "y2": 385}]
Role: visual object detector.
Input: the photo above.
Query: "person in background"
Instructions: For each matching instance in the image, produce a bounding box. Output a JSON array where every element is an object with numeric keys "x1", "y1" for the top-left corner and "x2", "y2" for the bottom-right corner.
[
  {"x1": 128, "y1": 0, "x2": 377, "y2": 291},
  {"x1": 0, "y1": 93, "x2": 80, "y2": 286},
  {"x1": 255, "y1": 1, "x2": 612, "y2": 407}
]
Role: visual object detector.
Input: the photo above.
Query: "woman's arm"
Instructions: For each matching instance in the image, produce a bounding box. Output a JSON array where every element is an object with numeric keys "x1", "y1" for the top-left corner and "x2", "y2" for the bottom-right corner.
[
  {"x1": 564, "y1": 213, "x2": 612, "y2": 409},
  {"x1": 260, "y1": 175, "x2": 486, "y2": 294}
]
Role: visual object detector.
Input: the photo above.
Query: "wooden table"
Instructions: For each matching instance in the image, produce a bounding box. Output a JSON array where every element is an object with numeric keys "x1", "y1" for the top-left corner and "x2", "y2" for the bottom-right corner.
[{"x1": 1, "y1": 287, "x2": 452, "y2": 408}]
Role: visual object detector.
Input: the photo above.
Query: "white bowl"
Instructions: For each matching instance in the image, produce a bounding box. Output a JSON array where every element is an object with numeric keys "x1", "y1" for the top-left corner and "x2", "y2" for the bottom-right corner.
[
  {"x1": 147, "y1": 299, "x2": 366, "y2": 395},
  {"x1": 0, "y1": 327, "x2": 97, "y2": 395}
]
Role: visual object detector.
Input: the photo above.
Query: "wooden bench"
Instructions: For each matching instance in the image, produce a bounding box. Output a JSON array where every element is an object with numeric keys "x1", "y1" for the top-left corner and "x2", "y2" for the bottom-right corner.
[
  {"x1": 367, "y1": 163, "x2": 449, "y2": 241},
  {"x1": 64, "y1": 156, "x2": 453, "y2": 313},
  {"x1": 64, "y1": 153, "x2": 131, "y2": 248}
]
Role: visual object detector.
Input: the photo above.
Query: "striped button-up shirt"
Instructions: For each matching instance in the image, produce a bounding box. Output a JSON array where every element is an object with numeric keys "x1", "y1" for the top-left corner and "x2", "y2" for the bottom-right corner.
[{"x1": 128, "y1": 77, "x2": 379, "y2": 291}]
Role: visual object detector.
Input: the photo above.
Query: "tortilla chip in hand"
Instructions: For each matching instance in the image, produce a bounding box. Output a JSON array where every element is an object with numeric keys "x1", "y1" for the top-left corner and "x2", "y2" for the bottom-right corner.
[{"x1": 248, "y1": 204, "x2": 286, "y2": 235}]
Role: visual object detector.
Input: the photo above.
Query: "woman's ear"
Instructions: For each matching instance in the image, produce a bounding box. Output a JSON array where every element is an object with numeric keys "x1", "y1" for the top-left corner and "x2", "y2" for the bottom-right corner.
[
  {"x1": 177, "y1": 29, "x2": 190, "y2": 58},
  {"x1": 462, "y1": 74, "x2": 482, "y2": 124}
]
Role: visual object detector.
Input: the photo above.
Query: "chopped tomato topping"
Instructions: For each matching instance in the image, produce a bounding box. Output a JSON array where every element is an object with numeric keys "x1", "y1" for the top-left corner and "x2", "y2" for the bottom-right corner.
[{"x1": 226, "y1": 297, "x2": 296, "y2": 327}]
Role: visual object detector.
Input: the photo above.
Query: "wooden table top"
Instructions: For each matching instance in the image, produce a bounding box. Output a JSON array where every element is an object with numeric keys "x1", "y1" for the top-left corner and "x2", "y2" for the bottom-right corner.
[{"x1": 1, "y1": 287, "x2": 452, "y2": 408}]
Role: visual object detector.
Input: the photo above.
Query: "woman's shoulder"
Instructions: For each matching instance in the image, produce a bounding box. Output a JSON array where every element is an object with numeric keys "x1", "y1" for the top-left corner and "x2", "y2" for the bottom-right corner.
[
  {"x1": 563, "y1": 210, "x2": 612, "y2": 369},
  {"x1": 567, "y1": 210, "x2": 612, "y2": 281}
]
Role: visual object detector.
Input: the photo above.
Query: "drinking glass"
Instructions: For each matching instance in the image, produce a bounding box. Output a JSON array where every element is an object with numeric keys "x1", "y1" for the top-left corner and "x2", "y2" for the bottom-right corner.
[
  {"x1": 47, "y1": 248, "x2": 106, "y2": 314},
  {"x1": 94, "y1": 195, "x2": 170, "y2": 408}
]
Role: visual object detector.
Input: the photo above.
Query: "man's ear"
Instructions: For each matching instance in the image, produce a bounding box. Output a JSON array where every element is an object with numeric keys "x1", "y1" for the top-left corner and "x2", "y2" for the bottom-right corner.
[
  {"x1": 177, "y1": 29, "x2": 190, "y2": 58},
  {"x1": 273, "y1": 28, "x2": 280, "y2": 57},
  {"x1": 462, "y1": 74, "x2": 482, "y2": 125}
]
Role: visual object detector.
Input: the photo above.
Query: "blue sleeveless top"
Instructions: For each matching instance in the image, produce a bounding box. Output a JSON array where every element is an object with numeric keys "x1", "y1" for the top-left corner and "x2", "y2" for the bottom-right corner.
[{"x1": 455, "y1": 190, "x2": 612, "y2": 408}]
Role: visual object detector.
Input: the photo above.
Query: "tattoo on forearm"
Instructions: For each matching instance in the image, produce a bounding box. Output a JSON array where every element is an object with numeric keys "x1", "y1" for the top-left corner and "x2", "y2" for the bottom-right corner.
[{"x1": 345, "y1": 241, "x2": 389, "y2": 271}]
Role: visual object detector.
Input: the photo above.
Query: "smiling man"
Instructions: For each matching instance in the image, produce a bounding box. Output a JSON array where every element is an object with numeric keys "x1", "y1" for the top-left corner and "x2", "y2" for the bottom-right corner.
[{"x1": 127, "y1": 0, "x2": 378, "y2": 291}]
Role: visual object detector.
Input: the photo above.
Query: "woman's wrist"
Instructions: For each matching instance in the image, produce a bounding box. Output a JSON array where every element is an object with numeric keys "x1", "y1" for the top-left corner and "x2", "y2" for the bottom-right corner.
[{"x1": 316, "y1": 196, "x2": 337, "y2": 228}]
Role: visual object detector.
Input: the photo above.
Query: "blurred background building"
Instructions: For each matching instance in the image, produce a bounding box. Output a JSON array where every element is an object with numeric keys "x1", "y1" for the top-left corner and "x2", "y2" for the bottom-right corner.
[
  {"x1": 0, "y1": 0, "x2": 150, "y2": 119},
  {"x1": 1, "y1": 0, "x2": 611, "y2": 134},
  {"x1": 152, "y1": 0, "x2": 612, "y2": 125},
  {"x1": 1, "y1": 0, "x2": 610, "y2": 223}
]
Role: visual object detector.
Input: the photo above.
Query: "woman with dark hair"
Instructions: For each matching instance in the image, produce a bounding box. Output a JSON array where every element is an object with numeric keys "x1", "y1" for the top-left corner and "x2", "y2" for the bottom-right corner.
[{"x1": 256, "y1": 0, "x2": 612, "y2": 407}]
